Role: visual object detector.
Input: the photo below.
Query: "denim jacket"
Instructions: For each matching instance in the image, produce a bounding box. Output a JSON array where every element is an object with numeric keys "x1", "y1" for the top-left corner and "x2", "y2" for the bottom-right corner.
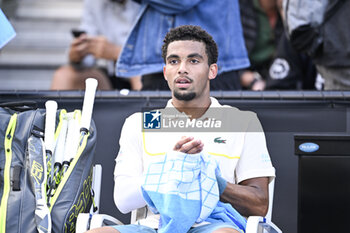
[{"x1": 116, "y1": 0, "x2": 250, "y2": 77}]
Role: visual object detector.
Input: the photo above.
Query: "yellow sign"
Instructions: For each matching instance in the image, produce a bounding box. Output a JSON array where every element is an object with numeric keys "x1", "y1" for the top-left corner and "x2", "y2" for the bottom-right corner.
[{"x1": 31, "y1": 160, "x2": 43, "y2": 183}]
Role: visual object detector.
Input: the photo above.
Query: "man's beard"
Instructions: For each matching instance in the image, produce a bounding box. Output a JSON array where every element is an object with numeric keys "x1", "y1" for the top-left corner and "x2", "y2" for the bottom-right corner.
[{"x1": 174, "y1": 90, "x2": 196, "y2": 101}]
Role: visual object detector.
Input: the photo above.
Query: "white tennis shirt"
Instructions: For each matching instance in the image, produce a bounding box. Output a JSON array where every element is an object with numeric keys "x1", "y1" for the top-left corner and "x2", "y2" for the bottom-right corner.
[{"x1": 113, "y1": 97, "x2": 275, "y2": 227}]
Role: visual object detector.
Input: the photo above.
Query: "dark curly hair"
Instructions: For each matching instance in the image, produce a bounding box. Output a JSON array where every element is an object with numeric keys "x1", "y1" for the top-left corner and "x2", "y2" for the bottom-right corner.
[{"x1": 161, "y1": 25, "x2": 218, "y2": 66}]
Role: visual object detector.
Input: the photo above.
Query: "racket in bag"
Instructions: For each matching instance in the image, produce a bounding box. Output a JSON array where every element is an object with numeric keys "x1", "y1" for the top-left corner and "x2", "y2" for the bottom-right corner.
[{"x1": 0, "y1": 102, "x2": 97, "y2": 233}]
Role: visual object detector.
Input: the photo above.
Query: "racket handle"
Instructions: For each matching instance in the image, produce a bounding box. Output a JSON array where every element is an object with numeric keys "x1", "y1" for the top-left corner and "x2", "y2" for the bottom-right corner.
[
  {"x1": 81, "y1": 78, "x2": 98, "y2": 132},
  {"x1": 44, "y1": 100, "x2": 58, "y2": 152}
]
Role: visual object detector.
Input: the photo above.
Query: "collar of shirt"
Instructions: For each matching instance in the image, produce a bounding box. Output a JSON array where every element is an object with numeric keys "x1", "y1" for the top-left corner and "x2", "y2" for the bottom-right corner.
[{"x1": 164, "y1": 97, "x2": 222, "y2": 120}]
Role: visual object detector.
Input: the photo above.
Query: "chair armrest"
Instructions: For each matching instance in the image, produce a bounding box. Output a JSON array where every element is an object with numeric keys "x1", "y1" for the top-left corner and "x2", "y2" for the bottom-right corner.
[
  {"x1": 76, "y1": 213, "x2": 92, "y2": 233},
  {"x1": 90, "y1": 214, "x2": 124, "y2": 229},
  {"x1": 246, "y1": 216, "x2": 282, "y2": 233}
]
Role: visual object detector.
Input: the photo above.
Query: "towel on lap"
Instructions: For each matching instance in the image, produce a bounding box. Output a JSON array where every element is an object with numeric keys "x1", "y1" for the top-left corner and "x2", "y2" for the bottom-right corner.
[{"x1": 141, "y1": 151, "x2": 246, "y2": 233}]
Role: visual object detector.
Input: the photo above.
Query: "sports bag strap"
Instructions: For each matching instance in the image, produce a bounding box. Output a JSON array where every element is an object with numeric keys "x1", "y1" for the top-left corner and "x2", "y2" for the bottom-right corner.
[
  {"x1": 28, "y1": 126, "x2": 52, "y2": 233},
  {"x1": 0, "y1": 101, "x2": 37, "y2": 111}
]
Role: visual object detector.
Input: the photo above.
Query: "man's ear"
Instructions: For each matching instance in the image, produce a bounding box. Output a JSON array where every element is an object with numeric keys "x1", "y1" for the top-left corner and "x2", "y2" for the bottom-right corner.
[
  {"x1": 208, "y1": 63, "x2": 218, "y2": 80},
  {"x1": 163, "y1": 66, "x2": 168, "y2": 81}
]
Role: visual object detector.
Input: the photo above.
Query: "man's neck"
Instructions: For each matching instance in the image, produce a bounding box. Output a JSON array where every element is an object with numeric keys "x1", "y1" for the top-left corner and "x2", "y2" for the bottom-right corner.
[{"x1": 171, "y1": 97, "x2": 211, "y2": 119}]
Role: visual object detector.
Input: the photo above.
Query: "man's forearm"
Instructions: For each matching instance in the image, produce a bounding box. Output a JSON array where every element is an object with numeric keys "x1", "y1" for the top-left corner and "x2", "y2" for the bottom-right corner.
[{"x1": 220, "y1": 177, "x2": 269, "y2": 217}]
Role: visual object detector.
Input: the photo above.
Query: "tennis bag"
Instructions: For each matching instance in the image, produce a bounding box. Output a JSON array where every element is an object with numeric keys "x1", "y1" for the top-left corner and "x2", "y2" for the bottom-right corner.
[{"x1": 0, "y1": 102, "x2": 97, "y2": 233}]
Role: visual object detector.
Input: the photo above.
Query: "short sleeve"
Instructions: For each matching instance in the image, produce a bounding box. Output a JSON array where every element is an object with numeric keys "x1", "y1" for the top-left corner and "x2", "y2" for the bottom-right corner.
[{"x1": 235, "y1": 112, "x2": 275, "y2": 184}]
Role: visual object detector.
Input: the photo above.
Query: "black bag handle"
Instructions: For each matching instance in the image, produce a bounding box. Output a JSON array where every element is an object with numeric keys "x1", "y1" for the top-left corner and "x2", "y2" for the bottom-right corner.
[{"x1": 0, "y1": 101, "x2": 37, "y2": 111}]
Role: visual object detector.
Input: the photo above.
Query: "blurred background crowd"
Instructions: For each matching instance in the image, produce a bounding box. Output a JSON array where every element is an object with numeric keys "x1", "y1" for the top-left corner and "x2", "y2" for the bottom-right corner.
[{"x1": 1, "y1": 0, "x2": 349, "y2": 91}]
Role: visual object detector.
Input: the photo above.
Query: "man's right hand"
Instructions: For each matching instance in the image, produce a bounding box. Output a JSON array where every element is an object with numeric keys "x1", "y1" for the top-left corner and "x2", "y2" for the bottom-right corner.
[
  {"x1": 68, "y1": 34, "x2": 89, "y2": 63},
  {"x1": 173, "y1": 136, "x2": 204, "y2": 154}
]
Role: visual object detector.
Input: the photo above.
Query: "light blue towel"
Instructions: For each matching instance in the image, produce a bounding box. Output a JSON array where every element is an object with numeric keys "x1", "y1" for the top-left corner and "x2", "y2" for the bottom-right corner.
[
  {"x1": 0, "y1": 9, "x2": 16, "y2": 49},
  {"x1": 141, "y1": 151, "x2": 246, "y2": 233}
]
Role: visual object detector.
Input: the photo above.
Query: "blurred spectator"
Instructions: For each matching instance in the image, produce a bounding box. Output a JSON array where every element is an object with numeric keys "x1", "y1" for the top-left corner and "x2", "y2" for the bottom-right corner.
[
  {"x1": 284, "y1": 0, "x2": 350, "y2": 90},
  {"x1": 51, "y1": 0, "x2": 141, "y2": 91},
  {"x1": 115, "y1": 0, "x2": 250, "y2": 91},
  {"x1": 265, "y1": 32, "x2": 323, "y2": 90},
  {"x1": 265, "y1": 0, "x2": 323, "y2": 90},
  {"x1": 239, "y1": 0, "x2": 284, "y2": 90}
]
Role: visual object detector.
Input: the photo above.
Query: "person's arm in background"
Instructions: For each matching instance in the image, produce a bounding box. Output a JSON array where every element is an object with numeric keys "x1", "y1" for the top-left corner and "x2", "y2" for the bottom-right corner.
[
  {"x1": 68, "y1": 34, "x2": 89, "y2": 63},
  {"x1": 72, "y1": 0, "x2": 122, "y2": 63},
  {"x1": 87, "y1": 39, "x2": 141, "y2": 89},
  {"x1": 67, "y1": 35, "x2": 123, "y2": 74},
  {"x1": 239, "y1": 0, "x2": 283, "y2": 91},
  {"x1": 80, "y1": 0, "x2": 122, "y2": 62},
  {"x1": 266, "y1": 0, "x2": 319, "y2": 90},
  {"x1": 68, "y1": 0, "x2": 97, "y2": 65},
  {"x1": 240, "y1": 70, "x2": 266, "y2": 91},
  {"x1": 129, "y1": 75, "x2": 143, "y2": 90},
  {"x1": 86, "y1": 36, "x2": 121, "y2": 60},
  {"x1": 78, "y1": 0, "x2": 142, "y2": 90}
]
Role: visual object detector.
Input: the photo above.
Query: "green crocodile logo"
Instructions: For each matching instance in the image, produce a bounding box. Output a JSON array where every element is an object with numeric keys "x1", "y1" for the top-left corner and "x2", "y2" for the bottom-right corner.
[{"x1": 214, "y1": 137, "x2": 226, "y2": 144}]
